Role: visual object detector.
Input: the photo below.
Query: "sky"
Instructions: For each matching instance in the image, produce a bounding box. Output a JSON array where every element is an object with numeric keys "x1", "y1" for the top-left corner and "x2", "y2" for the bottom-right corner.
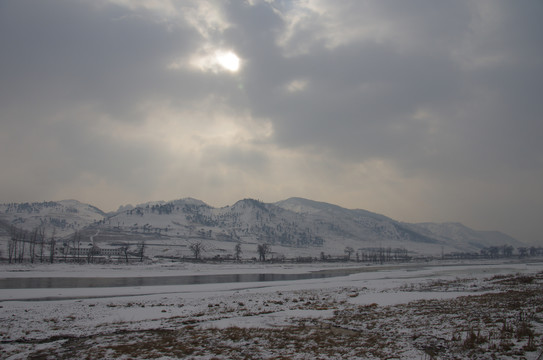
[{"x1": 1, "y1": 0, "x2": 542, "y2": 244}]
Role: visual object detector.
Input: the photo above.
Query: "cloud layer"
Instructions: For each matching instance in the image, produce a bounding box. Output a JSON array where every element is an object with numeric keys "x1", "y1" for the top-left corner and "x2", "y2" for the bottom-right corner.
[{"x1": 1, "y1": 0, "x2": 542, "y2": 244}]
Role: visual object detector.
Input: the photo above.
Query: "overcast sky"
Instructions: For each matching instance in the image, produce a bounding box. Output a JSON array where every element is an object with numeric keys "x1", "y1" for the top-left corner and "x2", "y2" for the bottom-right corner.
[{"x1": 1, "y1": 0, "x2": 542, "y2": 244}]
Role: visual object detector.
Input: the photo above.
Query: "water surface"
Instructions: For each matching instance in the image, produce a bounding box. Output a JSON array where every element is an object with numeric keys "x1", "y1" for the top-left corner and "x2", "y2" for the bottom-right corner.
[{"x1": 0, "y1": 267, "x2": 367, "y2": 289}]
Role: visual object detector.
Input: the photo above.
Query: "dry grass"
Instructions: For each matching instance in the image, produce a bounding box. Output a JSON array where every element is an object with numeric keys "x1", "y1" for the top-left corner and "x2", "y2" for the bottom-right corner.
[{"x1": 17, "y1": 272, "x2": 543, "y2": 359}]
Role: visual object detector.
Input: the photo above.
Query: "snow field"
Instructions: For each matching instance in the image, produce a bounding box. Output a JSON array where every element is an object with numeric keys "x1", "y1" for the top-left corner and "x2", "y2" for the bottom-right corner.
[{"x1": 1, "y1": 261, "x2": 542, "y2": 359}]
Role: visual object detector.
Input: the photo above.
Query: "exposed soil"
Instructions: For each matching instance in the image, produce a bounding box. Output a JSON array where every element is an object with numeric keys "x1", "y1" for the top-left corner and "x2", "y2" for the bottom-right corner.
[{"x1": 3, "y1": 272, "x2": 542, "y2": 359}]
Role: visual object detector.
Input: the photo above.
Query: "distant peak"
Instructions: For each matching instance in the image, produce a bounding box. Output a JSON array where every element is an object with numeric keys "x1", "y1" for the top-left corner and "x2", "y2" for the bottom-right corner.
[
  {"x1": 174, "y1": 197, "x2": 208, "y2": 206},
  {"x1": 275, "y1": 197, "x2": 337, "y2": 214},
  {"x1": 117, "y1": 204, "x2": 134, "y2": 212},
  {"x1": 58, "y1": 199, "x2": 81, "y2": 204},
  {"x1": 235, "y1": 198, "x2": 264, "y2": 204},
  {"x1": 232, "y1": 198, "x2": 268, "y2": 210}
]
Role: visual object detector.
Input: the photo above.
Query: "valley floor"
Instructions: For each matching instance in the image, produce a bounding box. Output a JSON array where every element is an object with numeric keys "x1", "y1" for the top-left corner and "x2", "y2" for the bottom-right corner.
[{"x1": 1, "y1": 260, "x2": 543, "y2": 359}]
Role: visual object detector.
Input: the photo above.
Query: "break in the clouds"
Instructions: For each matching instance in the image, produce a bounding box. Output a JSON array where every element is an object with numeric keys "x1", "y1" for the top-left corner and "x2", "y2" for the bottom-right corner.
[{"x1": 0, "y1": 0, "x2": 542, "y2": 244}]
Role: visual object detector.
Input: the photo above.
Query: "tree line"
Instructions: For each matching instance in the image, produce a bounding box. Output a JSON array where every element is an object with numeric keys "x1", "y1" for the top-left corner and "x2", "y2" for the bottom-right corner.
[
  {"x1": 186, "y1": 241, "x2": 271, "y2": 262},
  {"x1": 4, "y1": 225, "x2": 146, "y2": 264},
  {"x1": 448, "y1": 245, "x2": 543, "y2": 260},
  {"x1": 6, "y1": 225, "x2": 54, "y2": 264}
]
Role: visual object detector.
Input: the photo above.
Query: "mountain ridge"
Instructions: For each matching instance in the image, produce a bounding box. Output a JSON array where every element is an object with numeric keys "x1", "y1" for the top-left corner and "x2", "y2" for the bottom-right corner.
[{"x1": 0, "y1": 197, "x2": 523, "y2": 257}]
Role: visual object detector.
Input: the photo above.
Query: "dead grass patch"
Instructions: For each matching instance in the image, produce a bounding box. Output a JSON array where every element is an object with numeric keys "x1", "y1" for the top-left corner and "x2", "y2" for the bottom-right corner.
[{"x1": 21, "y1": 271, "x2": 543, "y2": 359}]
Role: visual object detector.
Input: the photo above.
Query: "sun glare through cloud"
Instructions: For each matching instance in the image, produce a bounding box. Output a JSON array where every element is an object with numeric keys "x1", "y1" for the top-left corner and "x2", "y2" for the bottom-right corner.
[
  {"x1": 2, "y1": 1, "x2": 543, "y2": 356},
  {"x1": 1, "y1": 0, "x2": 542, "y2": 248},
  {"x1": 216, "y1": 51, "x2": 240, "y2": 72},
  {"x1": 183, "y1": 47, "x2": 241, "y2": 74}
]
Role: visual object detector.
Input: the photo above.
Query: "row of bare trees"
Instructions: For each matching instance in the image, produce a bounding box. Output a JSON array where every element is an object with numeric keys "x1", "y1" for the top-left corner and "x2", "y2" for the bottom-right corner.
[
  {"x1": 461, "y1": 245, "x2": 543, "y2": 259},
  {"x1": 119, "y1": 240, "x2": 146, "y2": 263},
  {"x1": 5, "y1": 225, "x2": 147, "y2": 264},
  {"x1": 7, "y1": 225, "x2": 56, "y2": 264},
  {"x1": 186, "y1": 241, "x2": 271, "y2": 262}
]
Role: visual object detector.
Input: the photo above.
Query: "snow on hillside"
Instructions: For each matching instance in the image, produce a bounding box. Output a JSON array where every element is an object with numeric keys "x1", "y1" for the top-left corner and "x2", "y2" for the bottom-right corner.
[
  {"x1": 0, "y1": 200, "x2": 105, "y2": 238},
  {"x1": 99, "y1": 197, "x2": 449, "y2": 258},
  {"x1": 275, "y1": 197, "x2": 449, "y2": 253},
  {"x1": 1, "y1": 261, "x2": 542, "y2": 359},
  {"x1": 0, "y1": 197, "x2": 524, "y2": 257},
  {"x1": 274, "y1": 197, "x2": 329, "y2": 214},
  {"x1": 414, "y1": 222, "x2": 523, "y2": 250}
]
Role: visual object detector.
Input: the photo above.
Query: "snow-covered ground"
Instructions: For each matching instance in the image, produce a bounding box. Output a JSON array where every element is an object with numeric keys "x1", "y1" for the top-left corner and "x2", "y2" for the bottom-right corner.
[{"x1": 1, "y1": 260, "x2": 542, "y2": 359}]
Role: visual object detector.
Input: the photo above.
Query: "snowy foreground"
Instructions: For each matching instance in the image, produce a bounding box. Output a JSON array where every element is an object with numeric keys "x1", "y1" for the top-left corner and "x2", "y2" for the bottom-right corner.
[{"x1": 1, "y1": 260, "x2": 543, "y2": 359}]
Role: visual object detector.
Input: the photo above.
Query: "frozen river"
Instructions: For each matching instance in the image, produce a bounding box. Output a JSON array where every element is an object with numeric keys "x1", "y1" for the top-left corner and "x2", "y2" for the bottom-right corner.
[
  {"x1": 0, "y1": 268, "x2": 367, "y2": 289},
  {"x1": 1, "y1": 260, "x2": 541, "y2": 302},
  {"x1": 2, "y1": 261, "x2": 542, "y2": 359}
]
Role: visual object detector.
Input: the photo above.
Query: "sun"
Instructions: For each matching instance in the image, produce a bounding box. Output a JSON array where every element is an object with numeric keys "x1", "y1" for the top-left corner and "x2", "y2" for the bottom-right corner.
[
  {"x1": 182, "y1": 47, "x2": 242, "y2": 74},
  {"x1": 216, "y1": 51, "x2": 240, "y2": 72}
]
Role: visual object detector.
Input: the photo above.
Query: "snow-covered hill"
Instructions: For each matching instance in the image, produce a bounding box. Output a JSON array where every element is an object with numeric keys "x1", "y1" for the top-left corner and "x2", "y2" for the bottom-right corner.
[
  {"x1": 412, "y1": 222, "x2": 523, "y2": 250},
  {"x1": 0, "y1": 200, "x2": 105, "y2": 238},
  {"x1": 0, "y1": 197, "x2": 522, "y2": 257},
  {"x1": 90, "y1": 197, "x2": 521, "y2": 256},
  {"x1": 275, "y1": 197, "x2": 439, "y2": 245}
]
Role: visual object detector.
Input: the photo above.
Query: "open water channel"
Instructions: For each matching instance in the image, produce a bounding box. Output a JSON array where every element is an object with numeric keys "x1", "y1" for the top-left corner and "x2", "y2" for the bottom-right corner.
[
  {"x1": 0, "y1": 267, "x2": 370, "y2": 289},
  {"x1": 2, "y1": 261, "x2": 540, "y2": 292}
]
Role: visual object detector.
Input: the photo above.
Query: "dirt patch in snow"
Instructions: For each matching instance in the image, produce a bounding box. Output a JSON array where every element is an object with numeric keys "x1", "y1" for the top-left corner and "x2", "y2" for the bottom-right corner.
[{"x1": 2, "y1": 271, "x2": 542, "y2": 359}]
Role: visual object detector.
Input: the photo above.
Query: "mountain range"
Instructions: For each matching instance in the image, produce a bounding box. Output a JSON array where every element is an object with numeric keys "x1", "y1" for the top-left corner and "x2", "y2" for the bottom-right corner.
[{"x1": 0, "y1": 197, "x2": 523, "y2": 258}]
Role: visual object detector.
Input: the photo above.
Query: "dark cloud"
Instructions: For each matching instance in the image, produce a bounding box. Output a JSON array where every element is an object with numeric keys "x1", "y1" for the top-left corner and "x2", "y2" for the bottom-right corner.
[
  {"x1": 233, "y1": 1, "x2": 543, "y2": 180},
  {"x1": 0, "y1": 0, "x2": 542, "y2": 244}
]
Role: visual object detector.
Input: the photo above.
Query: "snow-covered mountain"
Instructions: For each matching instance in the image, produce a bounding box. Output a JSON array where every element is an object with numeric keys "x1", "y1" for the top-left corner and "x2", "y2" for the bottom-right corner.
[
  {"x1": 412, "y1": 222, "x2": 524, "y2": 249},
  {"x1": 273, "y1": 198, "x2": 517, "y2": 254},
  {"x1": 275, "y1": 197, "x2": 437, "y2": 244},
  {"x1": 98, "y1": 198, "x2": 321, "y2": 247},
  {"x1": 0, "y1": 197, "x2": 522, "y2": 256},
  {"x1": 0, "y1": 200, "x2": 105, "y2": 238}
]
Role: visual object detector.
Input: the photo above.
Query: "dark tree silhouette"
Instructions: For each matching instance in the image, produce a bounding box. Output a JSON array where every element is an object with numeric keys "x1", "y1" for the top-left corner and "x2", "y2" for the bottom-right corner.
[
  {"x1": 137, "y1": 240, "x2": 146, "y2": 262},
  {"x1": 257, "y1": 244, "x2": 271, "y2": 262},
  {"x1": 234, "y1": 243, "x2": 242, "y2": 261},
  {"x1": 189, "y1": 242, "x2": 205, "y2": 260},
  {"x1": 344, "y1": 246, "x2": 354, "y2": 260}
]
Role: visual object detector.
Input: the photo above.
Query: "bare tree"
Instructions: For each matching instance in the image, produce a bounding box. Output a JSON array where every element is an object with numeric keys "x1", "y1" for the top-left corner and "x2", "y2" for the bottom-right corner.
[
  {"x1": 29, "y1": 228, "x2": 38, "y2": 264},
  {"x1": 49, "y1": 230, "x2": 56, "y2": 264},
  {"x1": 70, "y1": 231, "x2": 82, "y2": 262},
  {"x1": 17, "y1": 230, "x2": 26, "y2": 263},
  {"x1": 120, "y1": 243, "x2": 130, "y2": 264},
  {"x1": 7, "y1": 239, "x2": 13, "y2": 263},
  {"x1": 518, "y1": 247, "x2": 528, "y2": 258},
  {"x1": 38, "y1": 226, "x2": 46, "y2": 263},
  {"x1": 257, "y1": 244, "x2": 271, "y2": 262},
  {"x1": 189, "y1": 242, "x2": 205, "y2": 260},
  {"x1": 8, "y1": 226, "x2": 17, "y2": 264},
  {"x1": 87, "y1": 245, "x2": 98, "y2": 264},
  {"x1": 10, "y1": 225, "x2": 28, "y2": 263},
  {"x1": 137, "y1": 240, "x2": 146, "y2": 262},
  {"x1": 344, "y1": 246, "x2": 354, "y2": 261},
  {"x1": 379, "y1": 247, "x2": 385, "y2": 264},
  {"x1": 62, "y1": 240, "x2": 69, "y2": 262},
  {"x1": 488, "y1": 246, "x2": 500, "y2": 259},
  {"x1": 234, "y1": 243, "x2": 242, "y2": 261},
  {"x1": 502, "y1": 245, "x2": 514, "y2": 258},
  {"x1": 386, "y1": 247, "x2": 392, "y2": 262}
]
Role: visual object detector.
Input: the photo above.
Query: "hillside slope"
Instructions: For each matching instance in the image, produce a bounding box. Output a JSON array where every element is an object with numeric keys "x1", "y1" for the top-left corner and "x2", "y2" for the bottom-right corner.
[
  {"x1": 0, "y1": 200, "x2": 105, "y2": 238},
  {"x1": 0, "y1": 197, "x2": 522, "y2": 257}
]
